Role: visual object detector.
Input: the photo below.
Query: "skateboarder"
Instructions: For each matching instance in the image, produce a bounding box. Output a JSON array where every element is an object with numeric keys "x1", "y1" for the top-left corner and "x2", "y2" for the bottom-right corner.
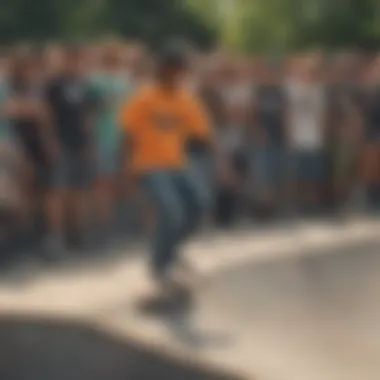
[{"x1": 119, "y1": 42, "x2": 229, "y2": 307}]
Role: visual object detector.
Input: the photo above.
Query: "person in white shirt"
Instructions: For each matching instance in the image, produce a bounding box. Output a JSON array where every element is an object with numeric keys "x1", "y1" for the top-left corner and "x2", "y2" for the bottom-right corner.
[
  {"x1": 250, "y1": 60, "x2": 287, "y2": 218},
  {"x1": 286, "y1": 55, "x2": 326, "y2": 211},
  {"x1": 214, "y1": 60, "x2": 251, "y2": 226}
]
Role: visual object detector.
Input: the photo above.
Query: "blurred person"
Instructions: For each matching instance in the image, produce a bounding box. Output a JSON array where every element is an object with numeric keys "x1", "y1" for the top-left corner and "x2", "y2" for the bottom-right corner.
[
  {"x1": 286, "y1": 54, "x2": 327, "y2": 213},
  {"x1": 324, "y1": 58, "x2": 344, "y2": 208},
  {"x1": 91, "y1": 41, "x2": 134, "y2": 242},
  {"x1": 0, "y1": 77, "x2": 24, "y2": 248},
  {"x1": 120, "y1": 42, "x2": 156, "y2": 231},
  {"x1": 0, "y1": 143, "x2": 22, "y2": 231},
  {"x1": 45, "y1": 44, "x2": 98, "y2": 248},
  {"x1": 4, "y1": 48, "x2": 59, "y2": 253},
  {"x1": 214, "y1": 59, "x2": 251, "y2": 227},
  {"x1": 119, "y1": 41, "x2": 228, "y2": 303},
  {"x1": 184, "y1": 52, "x2": 202, "y2": 94},
  {"x1": 0, "y1": 50, "x2": 8, "y2": 82},
  {"x1": 198, "y1": 60, "x2": 225, "y2": 128},
  {"x1": 126, "y1": 42, "x2": 153, "y2": 87},
  {"x1": 84, "y1": 43, "x2": 102, "y2": 75},
  {"x1": 250, "y1": 60, "x2": 287, "y2": 218},
  {"x1": 331, "y1": 52, "x2": 366, "y2": 212},
  {"x1": 362, "y1": 57, "x2": 380, "y2": 209},
  {"x1": 325, "y1": 57, "x2": 363, "y2": 215},
  {"x1": 120, "y1": 42, "x2": 135, "y2": 79},
  {"x1": 43, "y1": 44, "x2": 63, "y2": 79},
  {"x1": 185, "y1": 60, "x2": 220, "y2": 221}
]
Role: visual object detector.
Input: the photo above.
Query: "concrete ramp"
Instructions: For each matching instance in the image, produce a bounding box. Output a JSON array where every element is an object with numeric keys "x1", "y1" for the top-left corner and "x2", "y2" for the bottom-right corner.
[
  {"x1": 0, "y1": 219, "x2": 379, "y2": 380},
  {"x1": 0, "y1": 316, "x2": 241, "y2": 380},
  {"x1": 194, "y1": 246, "x2": 380, "y2": 380}
]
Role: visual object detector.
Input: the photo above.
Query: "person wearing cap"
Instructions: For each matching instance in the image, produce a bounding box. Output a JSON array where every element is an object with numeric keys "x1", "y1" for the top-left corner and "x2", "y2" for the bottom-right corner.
[{"x1": 119, "y1": 42, "x2": 228, "y2": 300}]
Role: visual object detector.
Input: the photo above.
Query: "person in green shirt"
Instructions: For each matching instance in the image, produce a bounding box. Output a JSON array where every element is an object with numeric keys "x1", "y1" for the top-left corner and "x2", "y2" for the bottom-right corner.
[{"x1": 91, "y1": 42, "x2": 134, "y2": 239}]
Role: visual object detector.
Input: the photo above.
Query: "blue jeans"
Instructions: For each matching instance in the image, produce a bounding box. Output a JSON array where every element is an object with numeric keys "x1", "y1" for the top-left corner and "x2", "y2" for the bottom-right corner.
[{"x1": 140, "y1": 169, "x2": 208, "y2": 278}]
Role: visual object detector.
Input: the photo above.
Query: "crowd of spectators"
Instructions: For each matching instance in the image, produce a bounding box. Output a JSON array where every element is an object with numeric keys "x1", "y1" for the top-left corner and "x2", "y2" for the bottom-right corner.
[{"x1": 0, "y1": 41, "x2": 379, "y2": 262}]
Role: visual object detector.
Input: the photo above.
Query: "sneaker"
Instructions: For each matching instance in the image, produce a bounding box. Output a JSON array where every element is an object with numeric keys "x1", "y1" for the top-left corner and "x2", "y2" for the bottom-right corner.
[{"x1": 136, "y1": 275, "x2": 192, "y2": 315}]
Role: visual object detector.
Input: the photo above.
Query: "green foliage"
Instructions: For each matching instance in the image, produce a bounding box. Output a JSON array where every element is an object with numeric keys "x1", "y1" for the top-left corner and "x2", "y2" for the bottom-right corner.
[
  {"x1": 1, "y1": 0, "x2": 379, "y2": 51},
  {"x1": 102, "y1": 0, "x2": 216, "y2": 49},
  {"x1": 189, "y1": 0, "x2": 380, "y2": 52},
  {"x1": 0, "y1": 0, "x2": 216, "y2": 48}
]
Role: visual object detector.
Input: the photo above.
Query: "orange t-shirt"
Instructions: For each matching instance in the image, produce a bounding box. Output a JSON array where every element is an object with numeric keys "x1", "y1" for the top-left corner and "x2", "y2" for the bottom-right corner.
[{"x1": 119, "y1": 84, "x2": 210, "y2": 174}]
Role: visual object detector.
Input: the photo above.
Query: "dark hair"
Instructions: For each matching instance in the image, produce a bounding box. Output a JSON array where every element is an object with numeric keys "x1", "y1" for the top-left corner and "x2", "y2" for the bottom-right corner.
[{"x1": 156, "y1": 40, "x2": 189, "y2": 74}]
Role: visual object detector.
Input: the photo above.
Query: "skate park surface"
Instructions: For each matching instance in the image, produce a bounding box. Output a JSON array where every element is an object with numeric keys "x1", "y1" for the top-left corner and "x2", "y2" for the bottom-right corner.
[{"x1": 0, "y1": 218, "x2": 379, "y2": 380}]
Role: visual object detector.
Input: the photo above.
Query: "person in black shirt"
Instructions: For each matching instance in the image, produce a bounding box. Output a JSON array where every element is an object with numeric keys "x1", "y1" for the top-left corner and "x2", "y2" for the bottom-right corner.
[
  {"x1": 191, "y1": 65, "x2": 223, "y2": 211},
  {"x1": 45, "y1": 44, "x2": 98, "y2": 246},
  {"x1": 325, "y1": 62, "x2": 363, "y2": 212},
  {"x1": 362, "y1": 57, "x2": 380, "y2": 208},
  {"x1": 8, "y1": 55, "x2": 49, "y2": 187},
  {"x1": 250, "y1": 61, "x2": 287, "y2": 217},
  {"x1": 4, "y1": 48, "x2": 60, "y2": 253}
]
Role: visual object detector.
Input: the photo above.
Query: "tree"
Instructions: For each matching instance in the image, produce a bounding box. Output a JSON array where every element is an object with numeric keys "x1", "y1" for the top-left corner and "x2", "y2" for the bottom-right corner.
[
  {"x1": 189, "y1": 0, "x2": 380, "y2": 52},
  {"x1": 0, "y1": 0, "x2": 216, "y2": 48},
  {"x1": 101, "y1": 0, "x2": 216, "y2": 49},
  {"x1": 0, "y1": 0, "x2": 61, "y2": 43}
]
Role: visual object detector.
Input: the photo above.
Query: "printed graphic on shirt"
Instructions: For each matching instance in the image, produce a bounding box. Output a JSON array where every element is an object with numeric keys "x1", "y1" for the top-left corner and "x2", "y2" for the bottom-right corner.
[{"x1": 152, "y1": 112, "x2": 181, "y2": 131}]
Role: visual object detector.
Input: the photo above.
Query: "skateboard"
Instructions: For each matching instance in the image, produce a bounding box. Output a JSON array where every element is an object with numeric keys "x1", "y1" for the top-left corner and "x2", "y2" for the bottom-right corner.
[
  {"x1": 136, "y1": 286, "x2": 194, "y2": 316},
  {"x1": 135, "y1": 262, "x2": 208, "y2": 316}
]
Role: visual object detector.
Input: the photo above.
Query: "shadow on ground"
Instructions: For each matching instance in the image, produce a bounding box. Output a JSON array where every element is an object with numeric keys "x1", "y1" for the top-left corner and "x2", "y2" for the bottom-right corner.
[{"x1": 0, "y1": 315, "x2": 242, "y2": 380}]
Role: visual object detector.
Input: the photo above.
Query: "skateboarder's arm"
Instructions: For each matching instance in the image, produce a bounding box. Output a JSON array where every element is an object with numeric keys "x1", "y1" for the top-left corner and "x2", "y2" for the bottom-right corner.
[{"x1": 184, "y1": 94, "x2": 234, "y2": 185}]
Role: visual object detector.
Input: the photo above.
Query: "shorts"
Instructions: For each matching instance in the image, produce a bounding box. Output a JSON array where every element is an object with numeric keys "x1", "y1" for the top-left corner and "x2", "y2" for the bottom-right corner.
[
  {"x1": 55, "y1": 149, "x2": 93, "y2": 190},
  {"x1": 289, "y1": 149, "x2": 325, "y2": 182}
]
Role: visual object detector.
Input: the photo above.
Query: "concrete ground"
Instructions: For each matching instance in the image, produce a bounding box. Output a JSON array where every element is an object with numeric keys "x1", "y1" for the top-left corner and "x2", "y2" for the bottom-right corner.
[{"x1": 0, "y1": 217, "x2": 379, "y2": 380}]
